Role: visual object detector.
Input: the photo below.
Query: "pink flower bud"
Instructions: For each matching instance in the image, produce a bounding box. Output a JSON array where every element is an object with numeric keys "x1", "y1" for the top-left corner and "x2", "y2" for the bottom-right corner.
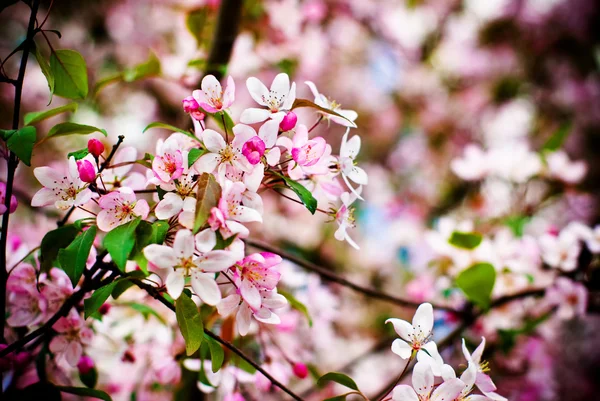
[
  {"x1": 98, "y1": 303, "x2": 111, "y2": 315},
  {"x1": 183, "y1": 96, "x2": 200, "y2": 113},
  {"x1": 77, "y1": 355, "x2": 95, "y2": 375},
  {"x1": 0, "y1": 181, "x2": 18, "y2": 215},
  {"x1": 87, "y1": 139, "x2": 105, "y2": 158},
  {"x1": 77, "y1": 160, "x2": 96, "y2": 183},
  {"x1": 242, "y1": 136, "x2": 266, "y2": 165},
  {"x1": 279, "y1": 111, "x2": 298, "y2": 131},
  {"x1": 292, "y1": 362, "x2": 308, "y2": 379},
  {"x1": 191, "y1": 110, "x2": 206, "y2": 121}
]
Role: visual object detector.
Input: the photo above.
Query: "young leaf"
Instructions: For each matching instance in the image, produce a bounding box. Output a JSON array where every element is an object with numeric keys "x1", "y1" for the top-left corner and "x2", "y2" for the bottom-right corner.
[
  {"x1": 142, "y1": 121, "x2": 198, "y2": 141},
  {"x1": 103, "y1": 218, "x2": 141, "y2": 270},
  {"x1": 193, "y1": 173, "x2": 222, "y2": 233},
  {"x1": 188, "y1": 148, "x2": 206, "y2": 167},
  {"x1": 279, "y1": 289, "x2": 313, "y2": 327},
  {"x1": 40, "y1": 225, "x2": 79, "y2": 272},
  {"x1": 186, "y1": 9, "x2": 208, "y2": 47},
  {"x1": 84, "y1": 279, "x2": 123, "y2": 319},
  {"x1": 542, "y1": 121, "x2": 571, "y2": 152},
  {"x1": 274, "y1": 172, "x2": 317, "y2": 214},
  {"x1": 57, "y1": 225, "x2": 97, "y2": 287},
  {"x1": 291, "y1": 98, "x2": 355, "y2": 126},
  {"x1": 110, "y1": 270, "x2": 147, "y2": 299},
  {"x1": 209, "y1": 111, "x2": 235, "y2": 134},
  {"x1": 56, "y1": 386, "x2": 112, "y2": 401},
  {"x1": 46, "y1": 122, "x2": 107, "y2": 139},
  {"x1": 6, "y1": 126, "x2": 36, "y2": 166},
  {"x1": 123, "y1": 52, "x2": 161, "y2": 82},
  {"x1": 93, "y1": 72, "x2": 124, "y2": 94},
  {"x1": 24, "y1": 102, "x2": 78, "y2": 125},
  {"x1": 317, "y1": 372, "x2": 359, "y2": 391},
  {"x1": 456, "y1": 262, "x2": 496, "y2": 309},
  {"x1": 131, "y1": 220, "x2": 169, "y2": 273},
  {"x1": 79, "y1": 366, "x2": 98, "y2": 388},
  {"x1": 67, "y1": 148, "x2": 90, "y2": 160},
  {"x1": 203, "y1": 334, "x2": 225, "y2": 373},
  {"x1": 125, "y1": 302, "x2": 168, "y2": 325},
  {"x1": 448, "y1": 231, "x2": 483, "y2": 250},
  {"x1": 50, "y1": 49, "x2": 89, "y2": 100},
  {"x1": 176, "y1": 292, "x2": 204, "y2": 356},
  {"x1": 33, "y1": 44, "x2": 55, "y2": 100}
]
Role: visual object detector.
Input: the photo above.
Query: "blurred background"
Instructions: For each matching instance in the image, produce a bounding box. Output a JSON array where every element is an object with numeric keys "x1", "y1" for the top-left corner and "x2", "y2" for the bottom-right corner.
[{"x1": 2, "y1": 0, "x2": 600, "y2": 400}]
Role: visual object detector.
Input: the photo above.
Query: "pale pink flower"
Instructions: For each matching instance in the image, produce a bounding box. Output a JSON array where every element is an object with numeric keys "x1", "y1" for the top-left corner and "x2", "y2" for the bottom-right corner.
[
  {"x1": 0, "y1": 181, "x2": 18, "y2": 215},
  {"x1": 193, "y1": 75, "x2": 235, "y2": 113},
  {"x1": 305, "y1": 81, "x2": 357, "y2": 127},
  {"x1": 392, "y1": 362, "x2": 465, "y2": 401},
  {"x1": 386, "y1": 303, "x2": 434, "y2": 360},
  {"x1": 99, "y1": 146, "x2": 146, "y2": 190},
  {"x1": 545, "y1": 151, "x2": 587, "y2": 184},
  {"x1": 538, "y1": 228, "x2": 581, "y2": 272},
  {"x1": 241, "y1": 73, "x2": 296, "y2": 124},
  {"x1": 49, "y1": 311, "x2": 93, "y2": 366},
  {"x1": 40, "y1": 268, "x2": 74, "y2": 317},
  {"x1": 236, "y1": 252, "x2": 282, "y2": 310},
  {"x1": 31, "y1": 156, "x2": 95, "y2": 210},
  {"x1": 545, "y1": 277, "x2": 587, "y2": 320},
  {"x1": 334, "y1": 191, "x2": 361, "y2": 249},
  {"x1": 338, "y1": 128, "x2": 368, "y2": 196},
  {"x1": 6, "y1": 265, "x2": 46, "y2": 327},
  {"x1": 451, "y1": 144, "x2": 489, "y2": 181},
  {"x1": 462, "y1": 338, "x2": 508, "y2": 401},
  {"x1": 143, "y1": 229, "x2": 237, "y2": 302},
  {"x1": 193, "y1": 129, "x2": 253, "y2": 179},
  {"x1": 207, "y1": 180, "x2": 262, "y2": 239},
  {"x1": 152, "y1": 136, "x2": 188, "y2": 183},
  {"x1": 184, "y1": 359, "x2": 255, "y2": 397},
  {"x1": 277, "y1": 124, "x2": 331, "y2": 180},
  {"x1": 97, "y1": 187, "x2": 150, "y2": 232}
]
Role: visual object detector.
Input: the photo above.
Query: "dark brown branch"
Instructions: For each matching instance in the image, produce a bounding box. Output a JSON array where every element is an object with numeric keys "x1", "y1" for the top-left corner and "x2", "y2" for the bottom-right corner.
[
  {"x1": 246, "y1": 239, "x2": 462, "y2": 313},
  {"x1": 204, "y1": 0, "x2": 244, "y2": 81}
]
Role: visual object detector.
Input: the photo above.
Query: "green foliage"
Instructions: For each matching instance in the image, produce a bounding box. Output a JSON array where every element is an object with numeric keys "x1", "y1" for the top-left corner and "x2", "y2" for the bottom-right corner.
[
  {"x1": 186, "y1": 9, "x2": 208, "y2": 47},
  {"x1": 40, "y1": 225, "x2": 79, "y2": 272},
  {"x1": 317, "y1": 372, "x2": 359, "y2": 391},
  {"x1": 50, "y1": 49, "x2": 89, "y2": 100},
  {"x1": 56, "y1": 385, "x2": 113, "y2": 401},
  {"x1": 131, "y1": 220, "x2": 169, "y2": 273},
  {"x1": 143, "y1": 121, "x2": 198, "y2": 141},
  {"x1": 279, "y1": 289, "x2": 313, "y2": 326},
  {"x1": 125, "y1": 302, "x2": 168, "y2": 325},
  {"x1": 1, "y1": 126, "x2": 37, "y2": 166},
  {"x1": 274, "y1": 172, "x2": 318, "y2": 215},
  {"x1": 456, "y1": 262, "x2": 496, "y2": 309},
  {"x1": 202, "y1": 334, "x2": 225, "y2": 373},
  {"x1": 448, "y1": 231, "x2": 483, "y2": 250},
  {"x1": 504, "y1": 215, "x2": 531, "y2": 237},
  {"x1": 188, "y1": 148, "x2": 206, "y2": 167},
  {"x1": 79, "y1": 366, "x2": 99, "y2": 388},
  {"x1": 103, "y1": 218, "x2": 141, "y2": 271},
  {"x1": 176, "y1": 292, "x2": 204, "y2": 356},
  {"x1": 123, "y1": 52, "x2": 161, "y2": 82},
  {"x1": 57, "y1": 225, "x2": 97, "y2": 287},
  {"x1": 212, "y1": 231, "x2": 237, "y2": 250},
  {"x1": 542, "y1": 122, "x2": 571, "y2": 152},
  {"x1": 193, "y1": 173, "x2": 222, "y2": 233},
  {"x1": 110, "y1": 270, "x2": 147, "y2": 299},
  {"x1": 33, "y1": 44, "x2": 55, "y2": 101},
  {"x1": 24, "y1": 102, "x2": 78, "y2": 125},
  {"x1": 68, "y1": 148, "x2": 90, "y2": 160},
  {"x1": 47, "y1": 122, "x2": 107, "y2": 139},
  {"x1": 209, "y1": 111, "x2": 235, "y2": 134},
  {"x1": 84, "y1": 279, "x2": 124, "y2": 319}
]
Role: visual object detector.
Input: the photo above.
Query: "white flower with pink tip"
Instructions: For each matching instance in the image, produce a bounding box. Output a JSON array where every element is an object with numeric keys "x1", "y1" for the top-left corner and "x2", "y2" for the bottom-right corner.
[
  {"x1": 194, "y1": 129, "x2": 253, "y2": 179},
  {"x1": 392, "y1": 362, "x2": 465, "y2": 401},
  {"x1": 305, "y1": 81, "x2": 358, "y2": 128},
  {"x1": 334, "y1": 190, "x2": 361, "y2": 249},
  {"x1": 49, "y1": 310, "x2": 93, "y2": 366},
  {"x1": 193, "y1": 75, "x2": 235, "y2": 113},
  {"x1": 241, "y1": 73, "x2": 296, "y2": 124},
  {"x1": 143, "y1": 229, "x2": 238, "y2": 303},
  {"x1": 97, "y1": 187, "x2": 149, "y2": 232},
  {"x1": 207, "y1": 180, "x2": 263, "y2": 239},
  {"x1": 31, "y1": 156, "x2": 96, "y2": 210},
  {"x1": 236, "y1": 252, "x2": 282, "y2": 310},
  {"x1": 461, "y1": 338, "x2": 507, "y2": 401},
  {"x1": 154, "y1": 173, "x2": 197, "y2": 229}
]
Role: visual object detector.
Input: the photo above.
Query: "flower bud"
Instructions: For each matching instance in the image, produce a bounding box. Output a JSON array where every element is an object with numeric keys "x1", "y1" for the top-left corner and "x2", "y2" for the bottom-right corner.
[
  {"x1": 292, "y1": 362, "x2": 308, "y2": 379},
  {"x1": 183, "y1": 96, "x2": 200, "y2": 113},
  {"x1": 98, "y1": 303, "x2": 111, "y2": 315},
  {"x1": 279, "y1": 111, "x2": 298, "y2": 131},
  {"x1": 242, "y1": 136, "x2": 266, "y2": 165},
  {"x1": 77, "y1": 355, "x2": 95, "y2": 375},
  {"x1": 77, "y1": 160, "x2": 96, "y2": 183},
  {"x1": 87, "y1": 139, "x2": 105, "y2": 158},
  {"x1": 0, "y1": 181, "x2": 18, "y2": 215}
]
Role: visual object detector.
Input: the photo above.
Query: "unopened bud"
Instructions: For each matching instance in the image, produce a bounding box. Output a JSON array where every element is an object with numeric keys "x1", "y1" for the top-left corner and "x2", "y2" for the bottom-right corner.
[
  {"x1": 77, "y1": 355, "x2": 95, "y2": 375},
  {"x1": 292, "y1": 362, "x2": 308, "y2": 379},
  {"x1": 183, "y1": 96, "x2": 200, "y2": 113},
  {"x1": 279, "y1": 111, "x2": 298, "y2": 131},
  {"x1": 87, "y1": 139, "x2": 105, "y2": 158},
  {"x1": 242, "y1": 136, "x2": 266, "y2": 165},
  {"x1": 77, "y1": 160, "x2": 96, "y2": 183},
  {"x1": 98, "y1": 303, "x2": 111, "y2": 315}
]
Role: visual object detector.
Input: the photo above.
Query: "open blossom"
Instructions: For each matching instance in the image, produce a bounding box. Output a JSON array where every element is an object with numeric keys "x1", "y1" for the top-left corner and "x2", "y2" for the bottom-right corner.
[
  {"x1": 194, "y1": 129, "x2": 253, "y2": 178},
  {"x1": 143, "y1": 229, "x2": 237, "y2": 302},
  {"x1": 545, "y1": 277, "x2": 588, "y2": 320},
  {"x1": 6, "y1": 265, "x2": 46, "y2": 327},
  {"x1": 99, "y1": 146, "x2": 146, "y2": 190},
  {"x1": 241, "y1": 73, "x2": 296, "y2": 124},
  {"x1": 392, "y1": 362, "x2": 465, "y2": 401},
  {"x1": 338, "y1": 128, "x2": 368, "y2": 196},
  {"x1": 235, "y1": 120, "x2": 281, "y2": 166},
  {"x1": 31, "y1": 156, "x2": 95, "y2": 210},
  {"x1": 193, "y1": 75, "x2": 235, "y2": 113},
  {"x1": 154, "y1": 173, "x2": 196, "y2": 229},
  {"x1": 237, "y1": 252, "x2": 282, "y2": 310},
  {"x1": 97, "y1": 187, "x2": 150, "y2": 232},
  {"x1": 277, "y1": 124, "x2": 331, "y2": 180},
  {"x1": 545, "y1": 151, "x2": 587, "y2": 184},
  {"x1": 152, "y1": 136, "x2": 188, "y2": 183},
  {"x1": 334, "y1": 191, "x2": 361, "y2": 249},
  {"x1": 184, "y1": 359, "x2": 255, "y2": 398},
  {"x1": 386, "y1": 303, "x2": 434, "y2": 359},
  {"x1": 538, "y1": 227, "x2": 581, "y2": 272},
  {"x1": 49, "y1": 310, "x2": 93, "y2": 366},
  {"x1": 451, "y1": 144, "x2": 489, "y2": 181},
  {"x1": 305, "y1": 81, "x2": 357, "y2": 127},
  {"x1": 40, "y1": 268, "x2": 73, "y2": 317},
  {"x1": 207, "y1": 180, "x2": 262, "y2": 239},
  {"x1": 462, "y1": 338, "x2": 507, "y2": 401},
  {"x1": 0, "y1": 181, "x2": 18, "y2": 215}
]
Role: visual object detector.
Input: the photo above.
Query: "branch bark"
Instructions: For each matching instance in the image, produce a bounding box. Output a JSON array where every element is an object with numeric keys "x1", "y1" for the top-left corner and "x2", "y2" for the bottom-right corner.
[{"x1": 204, "y1": 0, "x2": 244, "y2": 81}]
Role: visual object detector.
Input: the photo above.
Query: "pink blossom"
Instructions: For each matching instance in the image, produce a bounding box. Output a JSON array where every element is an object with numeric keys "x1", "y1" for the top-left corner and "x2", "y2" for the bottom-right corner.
[
  {"x1": 0, "y1": 181, "x2": 18, "y2": 215},
  {"x1": 40, "y1": 267, "x2": 73, "y2": 317},
  {"x1": 152, "y1": 136, "x2": 188, "y2": 183},
  {"x1": 242, "y1": 136, "x2": 266, "y2": 165},
  {"x1": 77, "y1": 159, "x2": 97, "y2": 183},
  {"x1": 77, "y1": 355, "x2": 95, "y2": 375},
  {"x1": 49, "y1": 311, "x2": 93, "y2": 366},
  {"x1": 292, "y1": 362, "x2": 308, "y2": 379},
  {"x1": 234, "y1": 120, "x2": 281, "y2": 166},
  {"x1": 97, "y1": 187, "x2": 150, "y2": 232},
  {"x1": 87, "y1": 139, "x2": 105, "y2": 158},
  {"x1": 546, "y1": 277, "x2": 588, "y2": 320},
  {"x1": 207, "y1": 180, "x2": 262, "y2": 239},
  {"x1": 237, "y1": 252, "x2": 282, "y2": 310},
  {"x1": 192, "y1": 75, "x2": 235, "y2": 113},
  {"x1": 193, "y1": 129, "x2": 253, "y2": 179},
  {"x1": 279, "y1": 111, "x2": 298, "y2": 131}
]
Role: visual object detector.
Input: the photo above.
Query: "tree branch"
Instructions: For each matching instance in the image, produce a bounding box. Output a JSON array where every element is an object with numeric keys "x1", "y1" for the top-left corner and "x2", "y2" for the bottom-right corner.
[{"x1": 204, "y1": 0, "x2": 244, "y2": 81}]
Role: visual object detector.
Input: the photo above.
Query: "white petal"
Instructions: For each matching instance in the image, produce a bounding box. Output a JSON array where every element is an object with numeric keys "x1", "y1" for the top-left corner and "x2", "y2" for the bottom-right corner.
[
  {"x1": 191, "y1": 272, "x2": 221, "y2": 305},
  {"x1": 390, "y1": 338, "x2": 412, "y2": 359},
  {"x1": 392, "y1": 386, "x2": 419, "y2": 401},
  {"x1": 143, "y1": 245, "x2": 177, "y2": 269},
  {"x1": 412, "y1": 303, "x2": 434, "y2": 340},
  {"x1": 155, "y1": 193, "x2": 184, "y2": 219},
  {"x1": 270, "y1": 73, "x2": 290, "y2": 99},
  {"x1": 202, "y1": 129, "x2": 226, "y2": 153},
  {"x1": 194, "y1": 153, "x2": 221, "y2": 174},
  {"x1": 195, "y1": 229, "x2": 217, "y2": 253},
  {"x1": 431, "y1": 378, "x2": 465, "y2": 401},
  {"x1": 386, "y1": 318, "x2": 413, "y2": 340},
  {"x1": 240, "y1": 108, "x2": 271, "y2": 124},
  {"x1": 258, "y1": 119, "x2": 280, "y2": 148},
  {"x1": 173, "y1": 229, "x2": 195, "y2": 258},
  {"x1": 246, "y1": 77, "x2": 269, "y2": 106},
  {"x1": 412, "y1": 362, "x2": 435, "y2": 398},
  {"x1": 240, "y1": 279, "x2": 261, "y2": 310},
  {"x1": 166, "y1": 270, "x2": 185, "y2": 299}
]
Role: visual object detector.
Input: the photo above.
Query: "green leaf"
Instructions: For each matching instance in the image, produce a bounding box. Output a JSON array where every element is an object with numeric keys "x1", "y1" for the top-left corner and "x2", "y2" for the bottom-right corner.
[
  {"x1": 212, "y1": 231, "x2": 236, "y2": 250},
  {"x1": 84, "y1": 279, "x2": 123, "y2": 319},
  {"x1": 274, "y1": 172, "x2": 317, "y2": 214},
  {"x1": 94, "y1": 72, "x2": 124, "y2": 94},
  {"x1": 6, "y1": 126, "x2": 36, "y2": 166},
  {"x1": 542, "y1": 122, "x2": 571, "y2": 152},
  {"x1": 292, "y1": 98, "x2": 356, "y2": 126},
  {"x1": 193, "y1": 173, "x2": 222, "y2": 233},
  {"x1": 58, "y1": 225, "x2": 97, "y2": 287},
  {"x1": 317, "y1": 372, "x2": 359, "y2": 391},
  {"x1": 188, "y1": 148, "x2": 206, "y2": 168},
  {"x1": 80, "y1": 366, "x2": 98, "y2": 388},
  {"x1": 456, "y1": 262, "x2": 496, "y2": 309},
  {"x1": 209, "y1": 111, "x2": 235, "y2": 134},
  {"x1": 50, "y1": 49, "x2": 89, "y2": 100},
  {"x1": 0, "y1": 129, "x2": 15, "y2": 141},
  {"x1": 131, "y1": 220, "x2": 169, "y2": 273},
  {"x1": 40, "y1": 225, "x2": 79, "y2": 272},
  {"x1": 143, "y1": 121, "x2": 198, "y2": 141},
  {"x1": 176, "y1": 292, "x2": 204, "y2": 356},
  {"x1": 24, "y1": 102, "x2": 78, "y2": 125},
  {"x1": 125, "y1": 302, "x2": 168, "y2": 325},
  {"x1": 33, "y1": 44, "x2": 55, "y2": 100},
  {"x1": 203, "y1": 334, "x2": 225, "y2": 373},
  {"x1": 68, "y1": 148, "x2": 90, "y2": 160},
  {"x1": 448, "y1": 231, "x2": 483, "y2": 250},
  {"x1": 504, "y1": 215, "x2": 530, "y2": 237},
  {"x1": 279, "y1": 289, "x2": 313, "y2": 327},
  {"x1": 47, "y1": 122, "x2": 107, "y2": 139},
  {"x1": 186, "y1": 9, "x2": 208, "y2": 47},
  {"x1": 103, "y1": 218, "x2": 141, "y2": 271},
  {"x1": 123, "y1": 52, "x2": 161, "y2": 82},
  {"x1": 56, "y1": 386, "x2": 112, "y2": 401},
  {"x1": 111, "y1": 270, "x2": 147, "y2": 299}
]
